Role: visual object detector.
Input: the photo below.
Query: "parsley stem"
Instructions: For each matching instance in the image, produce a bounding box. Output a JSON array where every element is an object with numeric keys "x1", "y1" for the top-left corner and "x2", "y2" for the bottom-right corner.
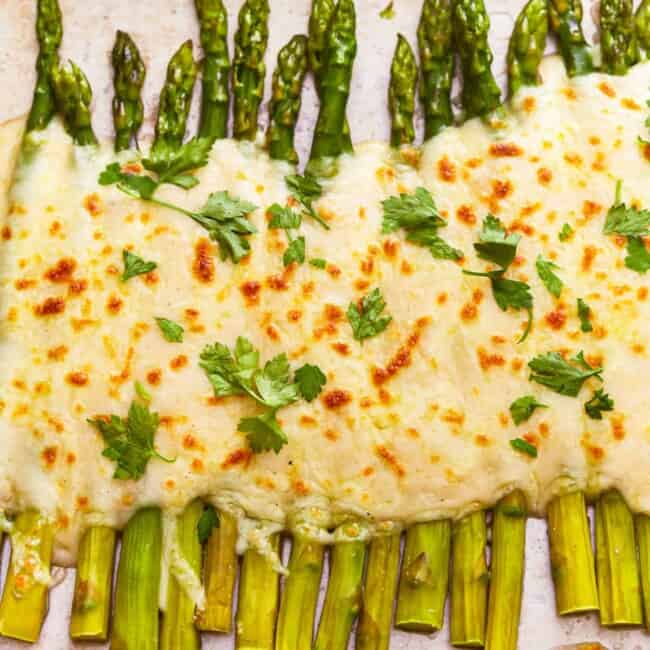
[{"x1": 149, "y1": 196, "x2": 196, "y2": 218}]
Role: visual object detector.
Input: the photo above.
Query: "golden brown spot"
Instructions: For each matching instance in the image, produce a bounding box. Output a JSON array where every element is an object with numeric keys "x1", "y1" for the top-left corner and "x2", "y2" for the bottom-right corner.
[
  {"x1": 400, "y1": 259, "x2": 413, "y2": 275},
  {"x1": 581, "y1": 245, "x2": 598, "y2": 272},
  {"x1": 362, "y1": 466, "x2": 374, "y2": 476},
  {"x1": 240, "y1": 280, "x2": 262, "y2": 306},
  {"x1": 564, "y1": 152, "x2": 583, "y2": 167},
  {"x1": 360, "y1": 256, "x2": 374, "y2": 275},
  {"x1": 324, "y1": 304, "x2": 344, "y2": 322},
  {"x1": 34, "y1": 296, "x2": 66, "y2": 317},
  {"x1": 382, "y1": 239, "x2": 399, "y2": 258},
  {"x1": 41, "y1": 446, "x2": 57, "y2": 468},
  {"x1": 332, "y1": 342, "x2": 350, "y2": 356},
  {"x1": 437, "y1": 156, "x2": 456, "y2": 182},
  {"x1": 1, "y1": 225, "x2": 12, "y2": 240},
  {"x1": 14, "y1": 278, "x2": 37, "y2": 290},
  {"x1": 170, "y1": 355, "x2": 188, "y2": 370},
  {"x1": 68, "y1": 278, "x2": 88, "y2": 295},
  {"x1": 193, "y1": 238, "x2": 215, "y2": 283},
  {"x1": 45, "y1": 258, "x2": 77, "y2": 283},
  {"x1": 372, "y1": 330, "x2": 422, "y2": 386},
  {"x1": 293, "y1": 480, "x2": 310, "y2": 496},
  {"x1": 638, "y1": 287, "x2": 648, "y2": 301},
  {"x1": 456, "y1": 205, "x2": 476, "y2": 225},
  {"x1": 355, "y1": 279, "x2": 370, "y2": 291},
  {"x1": 460, "y1": 302, "x2": 478, "y2": 322},
  {"x1": 442, "y1": 409, "x2": 465, "y2": 425},
  {"x1": 582, "y1": 201, "x2": 602, "y2": 219},
  {"x1": 489, "y1": 142, "x2": 523, "y2": 158},
  {"x1": 83, "y1": 193, "x2": 103, "y2": 217},
  {"x1": 511, "y1": 358, "x2": 524, "y2": 372},
  {"x1": 375, "y1": 445, "x2": 405, "y2": 478},
  {"x1": 437, "y1": 292, "x2": 448, "y2": 305},
  {"x1": 287, "y1": 309, "x2": 302, "y2": 323},
  {"x1": 76, "y1": 496, "x2": 89, "y2": 510},
  {"x1": 510, "y1": 220, "x2": 535, "y2": 236},
  {"x1": 562, "y1": 87, "x2": 578, "y2": 100},
  {"x1": 322, "y1": 389, "x2": 352, "y2": 410},
  {"x1": 621, "y1": 98, "x2": 641, "y2": 110},
  {"x1": 598, "y1": 82, "x2": 616, "y2": 98},
  {"x1": 326, "y1": 263, "x2": 342, "y2": 278},
  {"x1": 522, "y1": 96, "x2": 536, "y2": 112},
  {"x1": 492, "y1": 179, "x2": 513, "y2": 199},
  {"x1": 324, "y1": 429, "x2": 340, "y2": 441},
  {"x1": 106, "y1": 294, "x2": 123, "y2": 314},
  {"x1": 586, "y1": 444, "x2": 605, "y2": 462},
  {"x1": 592, "y1": 152, "x2": 606, "y2": 172},
  {"x1": 475, "y1": 434, "x2": 491, "y2": 447},
  {"x1": 65, "y1": 372, "x2": 88, "y2": 387},
  {"x1": 611, "y1": 415, "x2": 625, "y2": 440},
  {"x1": 477, "y1": 347, "x2": 506, "y2": 371},
  {"x1": 221, "y1": 448, "x2": 252, "y2": 470},
  {"x1": 300, "y1": 415, "x2": 317, "y2": 426},
  {"x1": 545, "y1": 309, "x2": 567, "y2": 330},
  {"x1": 47, "y1": 345, "x2": 68, "y2": 361},
  {"x1": 191, "y1": 459, "x2": 204, "y2": 473},
  {"x1": 265, "y1": 325, "x2": 280, "y2": 341}
]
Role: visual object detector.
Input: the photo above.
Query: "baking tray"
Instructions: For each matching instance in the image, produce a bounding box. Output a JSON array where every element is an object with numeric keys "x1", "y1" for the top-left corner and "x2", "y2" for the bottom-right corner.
[{"x1": 0, "y1": 0, "x2": 646, "y2": 647}]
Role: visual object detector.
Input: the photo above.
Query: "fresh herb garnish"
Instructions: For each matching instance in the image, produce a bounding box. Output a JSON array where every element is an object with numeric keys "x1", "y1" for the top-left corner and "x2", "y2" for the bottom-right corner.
[
  {"x1": 197, "y1": 505, "x2": 220, "y2": 543},
  {"x1": 155, "y1": 317, "x2": 184, "y2": 343},
  {"x1": 381, "y1": 187, "x2": 462, "y2": 260},
  {"x1": 283, "y1": 236, "x2": 305, "y2": 266},
  {"x1": 284, "y1": 173, "x2": 329, "y2": 229},
  {"x1": 347, "y1": 288, "x2": 393, "y2": 342},
  {"x1": 584, "y1": 389, "x2": 614, "y2": 420},
  {"x1": 536, "y1": 256, "x2": 563, "y2": 298},
  {"x1": 121, "y1": 249, "x2": 157, "y2": 282},
  {"x1": 603, "y1": 180, "x2": 650, "y2": 236},
  {"x1": 473, "y1": 214, "x2": 521, "y2": 269},
  {"x1": 268, "y1": 203, "x2": 305, "y2": 267},
  {"x1": 510, "y1": 438, "x2": 538, "y2": 458},
  {"x1": 558, "y1": 223, "x2": 574, "y2": 242},
  {"x1": 134, "y1": 380, "x2": 152, "y2": 403},
  {"x1": 577, "y1": 298, "x2": 593, "y2": 333},
  {"x1": 509, "y1": 395, "x2": 547, "y2": 425},
  {"x1": 294, "y1": 364, "x2": 327, "y2": 402},
  {"x1": 625, "y1": 236, "x2": 650, "y2": 274},
  {"x1": 528, "y1": 351, "x2": 603, "y2": 397},
  {"x1": 142, "y1": 137, "x2": 213, "y2": 189},
  {"x1": 309, "y1": 258, "x2": 327, "y2": 269}
]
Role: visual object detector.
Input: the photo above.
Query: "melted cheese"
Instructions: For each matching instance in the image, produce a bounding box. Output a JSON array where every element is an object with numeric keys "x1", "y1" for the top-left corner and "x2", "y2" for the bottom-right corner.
[{"x1": 2, "y1": 57, "x2": 650, "y2": 564}]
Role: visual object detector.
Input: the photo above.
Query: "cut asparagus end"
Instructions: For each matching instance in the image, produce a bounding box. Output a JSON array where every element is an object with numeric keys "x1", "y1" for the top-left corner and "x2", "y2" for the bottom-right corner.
[
  {"x1": 0, "y1": 510, "x2": 54, "y2": 643},
  {"x1": 196, "y1": 509, "x2": 238, "y2": 632},
  {"x1": 356, "y1": 532, "x2": 401, "y2": 650},
  {"x1": 160, "y1": 500, "x2": 203, "y2": 650},
  {"x1": 547, "y1": 491, "x2": 599, "y2": 615},
  {"x1": 635, "y1": 513, "x2": 650, "y2": 629},
  {"x1": 70, "y1": 525, "x2": 117, "y2": 641},
  {"x1": 485, "y1": 491, "x2": 527, "y2": 650},
  {"x1": 235, "y1": 533, "x2": 281, "y2": 649},
  {"x1": 395, "y1": 519, "x2": 450, "y2": 633},
  {"x1": 450, "y1": 510, "x2": 488, "y2": 647},
  {"x1": 111, "y1": 507, "x2": 162, "y2": 650},
  {"x1": 596, "y1": 490, "x2": 642, "y2": 627},
  {"x1": 275, "y1": 535, "x2": 325, "y2": 650}
]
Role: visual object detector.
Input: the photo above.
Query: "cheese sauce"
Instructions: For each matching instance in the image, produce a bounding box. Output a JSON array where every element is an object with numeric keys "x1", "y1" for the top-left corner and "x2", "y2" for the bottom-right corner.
[{"x1": 2, "y1": 56, "x2": 650, "y2": 565}]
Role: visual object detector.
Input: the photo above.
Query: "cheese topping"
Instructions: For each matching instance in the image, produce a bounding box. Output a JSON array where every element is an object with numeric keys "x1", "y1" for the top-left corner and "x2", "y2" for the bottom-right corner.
[{"x1": 2, "y1": 56, "x2": 650, "y2": 563}]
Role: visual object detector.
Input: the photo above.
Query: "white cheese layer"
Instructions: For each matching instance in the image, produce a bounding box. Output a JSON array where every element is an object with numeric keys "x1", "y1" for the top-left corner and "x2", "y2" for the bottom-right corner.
[{"x1": 2, "y1": 56, "x2": 650, "y2": 564}]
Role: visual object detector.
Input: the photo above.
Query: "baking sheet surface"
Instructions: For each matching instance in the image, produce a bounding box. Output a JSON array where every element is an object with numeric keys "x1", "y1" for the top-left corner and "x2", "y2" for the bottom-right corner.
[{"x1": 0, "y1": 0, "x2": 647, "y2": 647}]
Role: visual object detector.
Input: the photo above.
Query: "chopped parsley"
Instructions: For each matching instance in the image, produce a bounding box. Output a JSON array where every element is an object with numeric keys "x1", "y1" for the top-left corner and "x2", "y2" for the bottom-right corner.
[
  {"x1": 528, "y1": 351, "x2": 603, "y2": 397},
  {"x1": 284, "y1": 173, "x2": 329, "y2": 229},
  {"x1": 347, "y1": 288, "x2": 393, "y2": 342},
  {"x1": 88, "y1": 401, "x2": 174, "y2": 480},
  {"x1": 155, "y1": 317, "x2": 184, "y2": 343},
  {"x1": 535, "y1": 256, "x2": 563, "y2": 298},
  {"x1": 510, "y1": 438, "x2": 538, "y2": 458},
  {"x1": 199, "y1": 337, "x2": 326, "y2": 453},
  {"x1": 121, "y1": 249, "x2": 157, "y2": 282},
  {"x1": 283, "y1": 236, "x2": 305, "y2": 266},
  {"x1": 134, "y1": 380, "x2": 152, "y2": 403},
  {"x1": 584, "y1": 389, "x2": 614, "y2": 420},
  {"x1": 268, "y1": 203, "x2": 305, "y2": 267},
  {"x1": 381, "y1": 187, "x2": 462, "y2": 261},
  {"x1": 558, "y1": 223, "x2": 574, "y2": 242},
  {"x1": 197, "y1": 505, "x2": 219, "y2": 543},
  {"x1": 603, "y1": 180, "x2": 650, "y2": 236},
  {"x1": 143, "y1": 137, "x2": 213, "y2": 189},
  {"x1": 625, "y1": 236, "x2": 650, "y2": 274},
  {"x1": 309, "y1": 258, "x2": 327, "y2": 269},
  {"x1": 577, "y1": 298, "x2": 593, "y2": 333},
  {"x1": 294, "y1": 364, "x2": 327, "y2": 402},
  {"x1": 509, "y1": 395, "x2": 547, "y2": 425},
  {"x1": 379, "y1": 1, "x2": 395, "y2": 19}
]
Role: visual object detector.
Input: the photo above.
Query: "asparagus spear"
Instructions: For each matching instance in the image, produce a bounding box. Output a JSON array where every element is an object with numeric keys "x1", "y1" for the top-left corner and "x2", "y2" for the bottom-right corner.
[
  {"x1": 26, "y1": 0, "x2": 63, "y2": 133},
  {"x1": 548, "y1": 0, "x2": 594, "y2": 76},
  {"x1": 232, "y1": 0, "x2": 271, "y2": 141},
  {"x1": 547, "y1": 491, "x2": 599, "y2": 615},
  {"x1": 151, "y1": 40, "x2": 198, "y2": 155},
  {"x1": 450, "y1": 511, "x2": 488, "y2": 647},
  {"x1": 394, "y1": 520, "x2": 450, "y2": 633},
  {"x1": 452, "y1": 0, "x2": 501, "y2": 120},
  {"x1": 388, "y1": 35, "x2": 417, "y2": 148},
  {"x1": 595, "y1": 490, "x2": 642, "y2": 626},
  {"x1": 313, "y1": 535, "x2": 367, "y2": 650},
  {"x1": 506, "y1": 0, "x2": 548, "y2": 97},
  {"x1": 235, "y1": 534, "x2": 281, "y2": 649},
  {"x1": 275, "y1": 535, "x2": 325, "y2": 650},
  {"x1": 111, "y1": 507, "x2": 162, "y2": 650},
  {"x1": 160, "y1": 500, "x2": 203, "y2": 650},
  {"x1": 267, "y1": 34, "x2": 309, "y2": 164},
  {"x1": 0, "y1": 510, "x2": 54, "y2": 642},
  {"x1": 485, "y1": 491, "x2": 527, "y2": 650},
  {"x1": 70, "y1": 526, "x2": 117, "y2": 641},
  {"x1": 600, "y1": 0, "x2": 637, "y2": 74},
  {"x1": 356, "y1": 533, "x2": 401, "y2": 650},
  {"x1": 195, "y1": 0, "x2": 230, "y2": 140},
  {"x1": 112, "y1": 31, "x2": 146, "y2": 152},
  {"x1": 417, "y1": 0, "x2": 454, "y2": 140},
  {"x1": 197, "y1": 509, "x2": 238, "y2": 632},
  {"x1": 50, "y1": 61, "x2": 98, "y2": 146},
  {"x1": 307, "y1": 0, "x2": 357, "y2": 176},
  {"x1": 636, "y1": 0, "x2": 650, "y2": 60},
  {"x1": 635, "y1": 514, "x2": 650, "y2": 629}
]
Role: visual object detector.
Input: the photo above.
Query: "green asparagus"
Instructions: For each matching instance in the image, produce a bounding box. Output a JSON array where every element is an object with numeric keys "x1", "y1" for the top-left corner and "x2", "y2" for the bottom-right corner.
[
  {"x1": 636, "y1": 0, "x2": 650, "y2": 59},
  {"x1": 601, "y1": 0, "x2": 637, "y2": 74},
  {"x1": 388, "y1": 35, "x2": 417, "y2": 147},
  {"x1": 636, "y1": 514, "x2": 650, "y2": 629},
  {"x1": 548, "y1": 0, "x2": 594, "y2": 76}
]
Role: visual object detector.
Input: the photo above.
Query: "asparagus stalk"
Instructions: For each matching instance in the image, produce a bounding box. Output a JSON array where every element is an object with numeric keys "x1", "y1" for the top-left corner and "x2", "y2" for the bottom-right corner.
[
  {"x1": 313, "y1": 534, "x2": 367, "y2": 650},
  {"x1": 395, "y1": 520, "x2": 450, "y2": 632},
  {"x1": 151, "y1": 40, "x2": 198, "y2": 155},
  {"x1": 635, "y1": 514, "x2": 650, "y2": 629},
  {"x1": 111, "y1": 507, "x2": 163, "y2": 650},
  {"x1": 595, "y1": 490, "x2": 642, "y2": 626},
  {"x1": 232, "y1": 0, "x2": 271, "y2": 141},
  {"x1": 636, "y1": 0, "x2": 650, "y2": 60},
  {"x1": 112, "y1": 31, "x2": 146, "y2": 152},
  {"x1": 0, "y1": 510, "x2": 54, "y2": 642},
  {"x1": 417, "y1": 0, "x2": 454, "y2": 140},
  {"x1": 267, "y1": 34, "x2": 309, "y2": 164},
  {"x1": 506, "y1": 0, "x2": 548, "y2": 97},
  {"x1": 235, "y1": 534, "x2": 281, "y2": 649},
  {"x1": 196, "y1": 509, "x2": 238, "y2": 632},
  {"x1": 450, "y1": 511, "x2": 488, "y2": 647},
  {"x1": 26, "y1": 0, "x2": 63, "y2": 133},
  {"x1": 548, "y1": 0, "x2": 594, "y2": 76},
  {"x1": 452, "y1": 0, "x2": 501, "y2": 120},
  {"x1": 50, "y1": 61, "x2": 98, "y2": 146},
  {"x1": 547, "y1": 491, "x2": 599, "y2": 615},
  {"x1": 356, "y1": 533, "x2": 401, "y2": 650},
  {"x1": 195, "y1": 0, "x2": 230, "y2": 140},
  {"x1": 485, "y1": 491, "x2": 527, "y2": 650},
  {"x1": 160, "y1": 500, "x2": 203, "y2": 650},
  {"x1": 69, "y1": 526, "x2": 117, "y2": 641},
  {"x1": 600, "y1": 0, "x2": 637, "y2": 74},
  {"x1": 388, "y1": 35, "x2": 417, "y2": 148},
  {"x1": 275, "y1": 535, "x2": 325, "y2": 650},
  {"x1": 307, "y1": 0, "x2": 357, "y2": 176}
]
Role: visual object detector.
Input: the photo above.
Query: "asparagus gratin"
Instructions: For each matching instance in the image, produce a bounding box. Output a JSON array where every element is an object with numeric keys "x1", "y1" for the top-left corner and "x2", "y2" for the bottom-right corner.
[{"x1": 3, "y1": 0, "x2": 650, "y2": 648}]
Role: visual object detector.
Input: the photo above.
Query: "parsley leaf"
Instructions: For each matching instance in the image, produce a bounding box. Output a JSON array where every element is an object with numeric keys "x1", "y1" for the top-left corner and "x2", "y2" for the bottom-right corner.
[
  {"x1": 121, "y1": 249, "x2": 157, "y2": 282},
  {"x1": 285, "y1": 173, "x2": 329, "y2": 229},
  {"x1": 625, "y1": 236, "x2": 650, "y2": 274},
  {"x1": 404, "y1": 227, "x2": 463, "y2": 260},
  {"x1": 603, "y1": 181, "x2": 650, "y2": 236},
  {"x1": 295, "y1": 364, "x2": 327, "y2": 402},
  {"x1": 88, "y1": 401, "x2": 174, "y2": 480},
  {"x1": 268, "y1": 204, "x2": 302, "y2": 230},
  {"x1": 528, "y1": 351, "x2": 603, "y2": 397},
  {"x1": 474, "y1": 215, "x2": 520, "y2": 270},
  {"x1": 584, "y1": 389, "x2": 614, "y2": 420},
  {"x1": 197, "y1": 505, "x2": 219, "y2": 543},
  {"x1": 347, "y1": 288, "x2": 393, "y2": 342},
  {"x1": 239, "y1": 410, "x2": 288, "y2": 453},
  {"x1": 509, "y1": 395, "x2": 547, "y2": 425},
  {"x1": 134, "y1": 380, "x2": 152, "y2": 403},
  {"x1": 309, "y1": 258, "x2": 327, "y2": 269},
  {"x1": 536, "y1": 256, "x2": 563, "y2": 298},
  {"x1": 510, "y1": 438, "x2": 538, "y2": 458},
  {"x1": 379, "y1": 1, "x2": 395, "y2": 18},
  {"x1": 99, "y1": 163, "x2": 159, "y2": 200},
  {"x1": 155, "y1": 317, "x2": 184, "y2": 343},
  {"x1": 558, "y1": 223, "x2": 574, "y2": 242},
  {"x1": 283, "y1": 236, "x2": 305, "y2": 267},
  {"x1": 143, "y1": 137, "x2": 212, "y2": 188},
  {"x1": 577, "y1": 298, "x2": 593, "y2": 333}
]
